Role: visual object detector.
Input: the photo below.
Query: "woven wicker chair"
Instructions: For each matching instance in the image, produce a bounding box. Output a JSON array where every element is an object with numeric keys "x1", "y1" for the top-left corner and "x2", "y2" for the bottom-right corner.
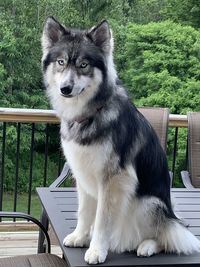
[
  {"x1": 0, "y1": 254, "x2": 67, "y2": 267},
  {"x1": 0, "y1": 212, "x2": 68, "y2": 267},
  {"x1": 181, "y1": 112, "x2": 200, "y2": 188}
]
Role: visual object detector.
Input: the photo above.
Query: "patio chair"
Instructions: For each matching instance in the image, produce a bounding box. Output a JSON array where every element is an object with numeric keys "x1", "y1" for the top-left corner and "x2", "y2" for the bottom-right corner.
[
  {"x1": 138, "y1": 107, "x2": 169, "y2": 152},
  {"x1": 181, "y1": 112, "x2": 200, "y2": 188},
  {"x1": 139, "y1": 107, "x2": 173, "y2": 184},
  {"x1": 0, "y1": 212, "x2": 68, "y2": 267}
]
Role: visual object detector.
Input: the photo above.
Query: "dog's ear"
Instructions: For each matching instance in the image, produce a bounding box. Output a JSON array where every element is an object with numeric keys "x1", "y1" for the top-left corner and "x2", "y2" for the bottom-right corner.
[
  {"x1": 42, "y1": 16, "x2": 66, "y2": 53},
  {"x1": 87, "y1": 20, "x2": 111, "y2": 53}
]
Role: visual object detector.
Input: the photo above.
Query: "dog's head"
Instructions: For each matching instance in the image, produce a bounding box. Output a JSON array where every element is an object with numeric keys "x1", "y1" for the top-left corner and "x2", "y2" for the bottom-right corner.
[{"x1": 41, "y1": 17, "x2": 116, "y2": 113}]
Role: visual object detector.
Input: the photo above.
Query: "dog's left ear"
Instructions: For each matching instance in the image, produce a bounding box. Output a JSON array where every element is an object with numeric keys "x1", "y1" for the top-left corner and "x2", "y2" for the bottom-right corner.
[{"x1": 87, "y1": 20, "x2": 111, "y2": 53}]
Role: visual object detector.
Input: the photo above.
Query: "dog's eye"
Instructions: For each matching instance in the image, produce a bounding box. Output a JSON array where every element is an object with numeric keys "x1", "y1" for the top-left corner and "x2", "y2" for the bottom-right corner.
[
  {"x1": 57, "y1": 59, "x2": 65, "y2": 66},
  {"x1": 80, "y1": 62, "x2": 88, "y2": 68}
]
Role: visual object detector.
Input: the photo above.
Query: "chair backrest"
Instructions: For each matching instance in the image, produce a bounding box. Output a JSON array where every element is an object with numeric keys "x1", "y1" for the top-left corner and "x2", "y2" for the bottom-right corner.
[
  {"x1": 138, "y1": 107, "x2": 169, "y2": 152},
  {"x1": 188, "y1": 112, "x2": 200, "y2": 187}
]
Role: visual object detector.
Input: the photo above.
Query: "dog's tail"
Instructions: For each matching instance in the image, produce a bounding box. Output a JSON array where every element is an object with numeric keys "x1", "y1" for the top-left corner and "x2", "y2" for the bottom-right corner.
[{"x1": 161, "y1": 220, "x2": 200, "y2": 254}]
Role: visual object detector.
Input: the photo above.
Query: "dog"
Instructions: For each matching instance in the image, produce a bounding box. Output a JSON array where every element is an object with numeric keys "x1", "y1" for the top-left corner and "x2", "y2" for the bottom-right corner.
[{"x1": 41, "y1": 17, "x2": 200, "y2": 264}]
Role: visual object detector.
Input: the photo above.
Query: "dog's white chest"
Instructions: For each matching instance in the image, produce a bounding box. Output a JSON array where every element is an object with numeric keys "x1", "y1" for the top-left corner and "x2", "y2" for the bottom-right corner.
[{"x1": 62, "y1": 139, "x2": 110, "y2": 197}]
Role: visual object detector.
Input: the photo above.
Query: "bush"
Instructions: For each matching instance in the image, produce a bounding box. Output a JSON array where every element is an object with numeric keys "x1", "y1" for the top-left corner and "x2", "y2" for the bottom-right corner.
[{"x1": 120, "y1": 21, "x2": 200, "y2": 114}]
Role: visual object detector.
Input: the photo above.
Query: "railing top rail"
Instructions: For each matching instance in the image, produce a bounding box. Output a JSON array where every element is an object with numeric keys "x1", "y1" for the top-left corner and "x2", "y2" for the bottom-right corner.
[
  {"x1": 0, "y1": 107, "x2": 188, "y2": 127},
  {"x1": 0, "y1": 108, "x2": 59, "y2": 124},
  {"x1": 169, "y1": 114, "x2": 187, "y2": 127}
]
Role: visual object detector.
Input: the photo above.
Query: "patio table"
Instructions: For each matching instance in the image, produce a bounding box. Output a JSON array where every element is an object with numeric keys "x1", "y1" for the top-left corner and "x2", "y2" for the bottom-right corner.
[{"x1": 37, "y1": 187, "x2": 200, "y2": 267}]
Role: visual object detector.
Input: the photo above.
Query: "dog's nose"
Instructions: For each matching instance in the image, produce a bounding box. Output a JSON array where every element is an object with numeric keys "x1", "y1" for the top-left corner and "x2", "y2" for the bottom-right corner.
[{"x1": 60, "y1": 85, "x2": 73, "y2": 96}]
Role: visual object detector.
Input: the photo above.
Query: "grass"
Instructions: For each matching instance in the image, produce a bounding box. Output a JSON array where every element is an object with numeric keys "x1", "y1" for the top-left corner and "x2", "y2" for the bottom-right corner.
[
  {"x1": 2, "y1": 192, "x2": 42, "y2": 220},
  {"x1": 1, "y1": 176, "x2": 74, "y2": 221}
]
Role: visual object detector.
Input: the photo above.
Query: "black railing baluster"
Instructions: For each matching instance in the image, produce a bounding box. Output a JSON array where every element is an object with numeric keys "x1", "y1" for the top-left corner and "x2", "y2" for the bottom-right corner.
[
  {"x1": 185, "y1": 136, "x2": 189, "y2": 171},
  {"x1": 28, "y1": 123, "x2": 35, "y2": 215},
  {"x1": 172, "y1": 127, "x2": 178, "y2": 180},
  {"x1": 13, "y1": 123, "x2": 21, "y2": 221},
  {"x1": 0, "y1": 122, "x2": 6, "y2": 222},
  {"x1": 43, "y1": 124, "x2": 49, "y2": 187}
]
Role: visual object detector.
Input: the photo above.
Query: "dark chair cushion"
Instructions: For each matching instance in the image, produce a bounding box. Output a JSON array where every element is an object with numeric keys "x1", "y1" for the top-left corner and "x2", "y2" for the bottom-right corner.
[{"x1": 0, "y1": 253, "x2": 68, "y2": 267}]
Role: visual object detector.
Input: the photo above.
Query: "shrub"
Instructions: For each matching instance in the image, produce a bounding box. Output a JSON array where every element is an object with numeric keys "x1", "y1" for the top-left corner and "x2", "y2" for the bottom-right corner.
[{"x1": 120, "y1": 21, "x2": 200, "y2": 114}]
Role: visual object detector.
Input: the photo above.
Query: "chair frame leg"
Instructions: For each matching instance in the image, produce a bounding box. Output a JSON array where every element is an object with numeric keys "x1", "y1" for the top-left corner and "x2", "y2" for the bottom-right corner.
[{"x1": 38, "y1": 209, "x2": 49, "y2": 253}]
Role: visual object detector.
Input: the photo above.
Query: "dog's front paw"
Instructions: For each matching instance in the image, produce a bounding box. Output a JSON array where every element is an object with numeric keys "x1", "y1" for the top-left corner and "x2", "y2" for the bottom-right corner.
[
  {"x1": 63, "y1": 232, "x2": 89, "y2": 247},
  {"x1": 84, "y1": 246, "x2": 107, "y2": 264},
  {"x1": 137, "y1": 239, "x2": 161, "y2": 257}
]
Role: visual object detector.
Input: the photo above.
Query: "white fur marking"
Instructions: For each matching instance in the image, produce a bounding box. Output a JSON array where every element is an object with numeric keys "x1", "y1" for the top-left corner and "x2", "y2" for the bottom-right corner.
[
  {"x1": 137, "y1": 239, "x2": 162, "y2": 257},
  {"x1": 161, "y1": 221, "x2": 200, "y2": 254},
  {"x1": 45, "y1": 67, "x2": 103, "y2": 121},
  {"x1": 85, "y1": 246, "x2": 108, "y2": 264}
]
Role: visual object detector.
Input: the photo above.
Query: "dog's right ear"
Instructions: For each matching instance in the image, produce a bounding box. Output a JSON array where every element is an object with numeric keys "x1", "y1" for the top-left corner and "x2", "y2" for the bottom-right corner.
[{"x1": 42, "y1": 16, "x2": 66, "y2": 54}]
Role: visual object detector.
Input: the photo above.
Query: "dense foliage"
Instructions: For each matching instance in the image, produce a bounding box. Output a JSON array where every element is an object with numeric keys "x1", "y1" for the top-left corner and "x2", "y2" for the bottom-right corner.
[
  {"x1": 0, "y1": 0, "x2": 200, "y2": 192},
  {"x1": 120, "y1": 21, "x2": 200, "y2": 113}
]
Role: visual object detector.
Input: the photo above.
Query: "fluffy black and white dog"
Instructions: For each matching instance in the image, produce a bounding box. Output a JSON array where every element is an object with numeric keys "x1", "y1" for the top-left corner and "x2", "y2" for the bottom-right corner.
[{"x1": 41, "y1": 17, "x2": 200, "y2": 264}]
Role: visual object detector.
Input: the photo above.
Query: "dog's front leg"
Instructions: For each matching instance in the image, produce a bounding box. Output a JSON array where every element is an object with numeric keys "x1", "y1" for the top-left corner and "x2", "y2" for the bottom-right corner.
[
  {"x1": 63, "y1": 181, "x2": 96, "y2": 247},
  {"x1": 84, "y1": 184, "x2": 112, "y2": 264}
]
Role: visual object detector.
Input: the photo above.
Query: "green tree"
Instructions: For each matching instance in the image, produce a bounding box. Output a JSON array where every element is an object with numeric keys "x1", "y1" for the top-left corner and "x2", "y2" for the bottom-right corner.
[
  {"x1": 121, "y1": 21, "x2": 200, "y2": 113},
  {"x1": 161, "y1": 0, "x2": 200, "y2": 28}
]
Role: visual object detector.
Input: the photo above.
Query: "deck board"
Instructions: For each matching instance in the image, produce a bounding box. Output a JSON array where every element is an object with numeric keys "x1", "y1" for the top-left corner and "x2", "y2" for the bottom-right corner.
[{"x1": 0, "y1": 231, "x2": 62, "y2": 258}]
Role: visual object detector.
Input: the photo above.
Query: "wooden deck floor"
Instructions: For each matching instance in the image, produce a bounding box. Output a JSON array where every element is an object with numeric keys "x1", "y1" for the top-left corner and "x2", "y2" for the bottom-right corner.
[{"x1": 0, "y1": 230, "x2": 62, "y2": 258}]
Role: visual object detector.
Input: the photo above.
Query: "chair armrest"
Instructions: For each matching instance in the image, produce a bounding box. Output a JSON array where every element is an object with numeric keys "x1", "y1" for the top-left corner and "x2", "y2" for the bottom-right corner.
[
  {"x1": 0, "y1": 211, "x2": 51, "y2": 253},
  {"x1": 181, "y1": 171, "x2": 194, "y2": 189},
  {"x1": 50, "y1": 162, "x2": 71, "y2": 188},
  {"x1": 38, "y1": 163, "x2": 71, "y2": 253}
]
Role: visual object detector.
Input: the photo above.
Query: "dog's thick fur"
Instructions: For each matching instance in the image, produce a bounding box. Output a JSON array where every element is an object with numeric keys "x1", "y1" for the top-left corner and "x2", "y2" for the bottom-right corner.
[{"x1": 42, "y1": 17, "x2": 200, "y2": 264}]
